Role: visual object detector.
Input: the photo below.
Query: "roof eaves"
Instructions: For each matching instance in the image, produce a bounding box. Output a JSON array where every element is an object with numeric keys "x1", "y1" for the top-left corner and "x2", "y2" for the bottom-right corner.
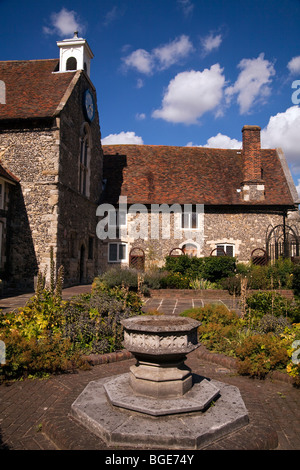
[{"x1": 275, "y1": 148, "x2": 300, "y2": 204}]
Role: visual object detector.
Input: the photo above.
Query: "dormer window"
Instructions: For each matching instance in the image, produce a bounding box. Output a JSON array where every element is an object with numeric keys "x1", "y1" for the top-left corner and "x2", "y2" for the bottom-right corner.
[{"x1": 66, "y1": 57, "x2": 77, "y2": 71}]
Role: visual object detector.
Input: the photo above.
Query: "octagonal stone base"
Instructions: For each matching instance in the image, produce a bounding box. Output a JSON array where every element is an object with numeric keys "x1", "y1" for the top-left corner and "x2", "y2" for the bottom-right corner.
[
  {"x1": 129, "y1": 361, "x2": 193, "y2": 398},
  {"x1": 70, "y1": 373, "x2": 249, "y2": 450},
  {"x1": 104, "y1": 372, "x2": 220, "y2": 416}
]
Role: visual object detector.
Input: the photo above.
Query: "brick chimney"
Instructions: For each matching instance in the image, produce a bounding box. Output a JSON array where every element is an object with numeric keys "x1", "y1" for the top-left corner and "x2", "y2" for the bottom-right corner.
[{"x1": 241, "y1": 125, "x2": 265, "y2": 201}]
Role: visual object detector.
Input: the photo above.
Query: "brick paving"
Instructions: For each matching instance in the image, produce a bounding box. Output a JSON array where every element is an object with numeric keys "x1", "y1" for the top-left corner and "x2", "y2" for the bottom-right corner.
[
  {"x1": 0, "y1": 348, "x2": 299, "y2": 451},
  {"x1": 0, "y1": 286, "x2": 299, "y2": 451}
]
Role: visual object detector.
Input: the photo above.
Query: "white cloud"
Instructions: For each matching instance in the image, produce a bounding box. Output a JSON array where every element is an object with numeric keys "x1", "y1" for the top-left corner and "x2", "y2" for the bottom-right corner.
[
  {"x1": 187, "y1": 133, "x2": 241, "y2": 148},
  {"x1": 287, "y1": 56, "x2": 300, "y2": 75},
  {"x1": 204, "y1": 133, "x2": 242, "y2": 149},
  {"x1": 152, "y1": 64, "x2": 225, "y2": 124},
  {"x1": 225, "y1": 53, "x2": 275, "y2": 114},
  {"x1": 122, "y1": 35, "x2": 193, "y2": 75},
  {"x1": 103, "y1": 6, "x2": 120, "y2": 26},
  {"x1": 101, "y1": 131, "x2": 144, "y2": 145},
  {"x1": 177, "y1": 0, "x2": 194, "y2": 17},
  {"x1": 135, "y1": 113, "x2": 146, "y2": 120},
  {"x1": 136, "y1": 78, "x2": 144, "y2": 89},
  {"x1": 261, "y1": 106, "x2": 300, "y2": 172},
  {"x1": 153, "y1": 35, "x2": 194, "y2": 70},
  {"x1": 43, "y1": 8, "x2": 85, "y2": 37},
  {"x1": 201, "y1": 33, "x2": 223, "y2": 56},
  {"x1": 296, "y1": 179, "x2": 300, "y2": 198},
  {"x1": 123, "y1": 49, "x2": 154, "y2": 75}
]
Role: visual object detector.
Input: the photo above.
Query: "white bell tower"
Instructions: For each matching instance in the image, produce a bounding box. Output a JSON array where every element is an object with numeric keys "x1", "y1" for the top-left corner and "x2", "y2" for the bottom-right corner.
[{"x1": 57, "y1": 32, "x2": 94, "y2": 77}]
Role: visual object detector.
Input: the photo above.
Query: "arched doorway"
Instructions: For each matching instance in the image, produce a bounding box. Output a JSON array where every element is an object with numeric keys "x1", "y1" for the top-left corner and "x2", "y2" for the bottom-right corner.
[
  {"x1": 251, "y1": 248, "x2": 268, "y2": 266},
  {"x1": 80, "y1": 244, "x2": 85, "y2": 283},
  {"x1": 182, "y1": 243, "x2": 198, "y2": 257},
  {"x1": 129, "y1": 247, "x2": 145, "y2": 271}
]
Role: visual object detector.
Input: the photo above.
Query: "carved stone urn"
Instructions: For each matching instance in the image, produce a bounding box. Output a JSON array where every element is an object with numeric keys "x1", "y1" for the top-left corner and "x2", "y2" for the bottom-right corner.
[{"x1": 121, "y1": 315, "x2": 200, "y2": 398}]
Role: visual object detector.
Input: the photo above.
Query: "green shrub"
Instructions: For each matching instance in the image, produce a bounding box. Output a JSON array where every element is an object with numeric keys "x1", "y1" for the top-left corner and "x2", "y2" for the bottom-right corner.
[
  {"x1": 247, "y1": 265, "x2": 271, "y2": 290},
  {"x1": 181, "y1": 303, "x2": 240, "y2": 326},
  {"x1": 181, "y1": 303, "x2": 299, "y2": 382},
  {"x1": 258, "y1": 314, "x2": 291, "y2": 335},
  {"x1": 160, "y1": 272, "x2": 190, "y2": 289},
  {"x1": 181, "y1": 304, "x2": 242, "y2": 355},
  {"x1": 143, "y1": 270, "x2": 168, "y2": 289},
  {"x1": 268, "y1": 258, "x2": 294, "y2": 289},
  {"x1": 162, "y1": 255, "x2": 236, "y2": 283},
  {"x1": 189, "y1": 278, "x2": 218, "y2": 290},
  {"x1": 163, "y1": 255, "x2": 204, "y2": 279},
  {"x1": 95, "y1": 267, "x2": 139, "y2": 290},
  {"x1": 92, "y1": 281, "x2": 143, "y2": 313},
  {"x1": 246, "y1": 291, "x2": 296, "y2": 319},
  {"x1": 235, "y1": 333, "x2": 289, "y2": 378},
  {"x1": 292, "y1": 264, "x2": 300, "y2": 298},
  {"x1": 62, "y1": 291, "x2": 140, "y2": 354},
  {"x1": 200, "y1": 256, "x2": 237, "y2": 283},
  {"x1": 221, "y1": 275, "x2": 242, "y2": 295},
  {"x1": 0, "y1": 330, "x2": 88, "y2": 381}
]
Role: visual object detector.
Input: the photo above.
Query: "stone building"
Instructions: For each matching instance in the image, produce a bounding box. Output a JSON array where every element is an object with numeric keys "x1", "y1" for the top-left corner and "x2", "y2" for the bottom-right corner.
[
  {"x1": 0, "y1": 33, "x2": 103, "y2": 288},
  {"x1": 101, "y1": 125, "x2": 300, "y2": 270},
  {"x1": 1, "y1": 33, "x2": 299, "y2": 288}
]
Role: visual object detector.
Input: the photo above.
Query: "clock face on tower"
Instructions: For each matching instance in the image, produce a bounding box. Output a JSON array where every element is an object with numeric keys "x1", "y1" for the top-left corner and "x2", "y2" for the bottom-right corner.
[{"x1": 83, "y1": 89, "x2": 95, "y2": 122}]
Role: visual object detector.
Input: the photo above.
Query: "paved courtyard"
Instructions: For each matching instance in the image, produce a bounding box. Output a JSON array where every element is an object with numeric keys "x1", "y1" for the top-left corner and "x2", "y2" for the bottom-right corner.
[
  {"x1": 0, "y1": 284, "x2": 299, "y2": 452},
  {"x1": 143, "y1": 296, "x2": 241, "y2": 315}
]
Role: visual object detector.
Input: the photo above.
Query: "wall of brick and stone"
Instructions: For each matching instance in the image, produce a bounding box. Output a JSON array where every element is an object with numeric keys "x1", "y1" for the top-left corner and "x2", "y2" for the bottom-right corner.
[
  {"x1": 0, "y1": 72, "x2": 104, "y2": 287},
  {"x1": 56, "y1": 73, "x2": 103, "y2": 285},
  {"x1": 0, "y1": 124, "x2": 60, "y2": 286},
  {"x1": 98, "y1": 205, "x2": 299, "y2": 272}
]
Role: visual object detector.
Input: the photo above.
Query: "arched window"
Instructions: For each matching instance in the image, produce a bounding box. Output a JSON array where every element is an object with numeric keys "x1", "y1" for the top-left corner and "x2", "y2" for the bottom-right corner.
[
  {"x1": 66, "y1": 57, "x2": 77, "y2": 71},
  {"x1": 79, "y1": 124, "x2": 91, "y2": 197}
]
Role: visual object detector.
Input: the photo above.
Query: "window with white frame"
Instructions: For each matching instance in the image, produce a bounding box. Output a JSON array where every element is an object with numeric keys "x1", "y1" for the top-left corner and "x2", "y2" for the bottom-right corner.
[
  {"x1": 216, "y1": 243, "x2": 235, "y2": 257},
  {"x1": 108, "y1": 242, "x2": 127, "y2": 262},
  {"x1": 181, "y1": 210, "x2": 198, "y2": 229}
]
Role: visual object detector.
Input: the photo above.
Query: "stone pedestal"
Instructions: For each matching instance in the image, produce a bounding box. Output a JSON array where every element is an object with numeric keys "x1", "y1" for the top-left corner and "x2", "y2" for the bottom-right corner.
[
  {"x1": 121, "y1": 315, "x2": 200, "y2": 399},
  {"x1": 70, "y1": 315, "x2": 250, "y2": 449},
  {"x1": 129, "y1": 359, "x2": 192, "y2": 398}
]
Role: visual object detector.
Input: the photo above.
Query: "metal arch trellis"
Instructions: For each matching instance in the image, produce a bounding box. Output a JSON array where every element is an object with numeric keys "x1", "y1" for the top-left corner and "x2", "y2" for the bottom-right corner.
[
  {"x1": 169, "y1": 247, "x2": 185, "y2": 257},
  {"x1": 209, "y1": 247, "x2": 227, "y2": 257},
  {"x1": 266, "y1": 223, "x2": 299, "y2": 261}
]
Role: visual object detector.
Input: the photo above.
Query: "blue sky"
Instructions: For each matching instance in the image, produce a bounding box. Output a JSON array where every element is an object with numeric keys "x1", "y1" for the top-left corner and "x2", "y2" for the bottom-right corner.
[{"x1": 1, "y1": 0, "x2": 300, "y2": 194}]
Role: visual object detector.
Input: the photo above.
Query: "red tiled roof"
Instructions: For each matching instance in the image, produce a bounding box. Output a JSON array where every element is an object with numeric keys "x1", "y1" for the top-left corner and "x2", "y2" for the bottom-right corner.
[
  {"x1": 0, "y1": 59, "x2": 77, "y2": 121},
  {"x1": 102, "y1": 144, "x2": 296, "y2": 206}
]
